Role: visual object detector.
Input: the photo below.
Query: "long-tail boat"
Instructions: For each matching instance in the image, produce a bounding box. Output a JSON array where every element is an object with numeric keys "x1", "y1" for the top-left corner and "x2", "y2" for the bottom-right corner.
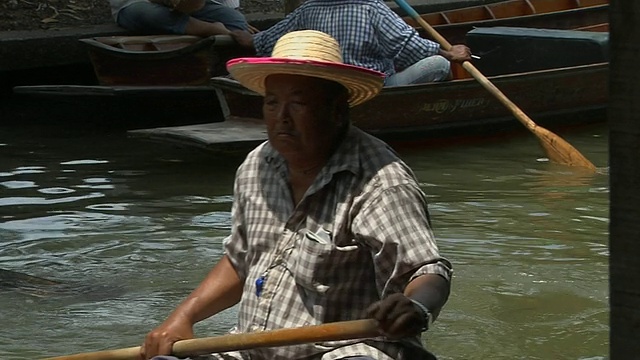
[
  {"x1": 78, "y1": 34, "x2": 250, "y2": 86},
  {"x1": 129, "y1": 26, "x2": 609, "y2": 151}
]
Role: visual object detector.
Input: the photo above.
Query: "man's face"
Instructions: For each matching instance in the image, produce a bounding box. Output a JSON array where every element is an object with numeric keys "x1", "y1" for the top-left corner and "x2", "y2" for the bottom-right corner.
[{"x1": 263, "y1": 74, "x2": 343, "y2": 161}]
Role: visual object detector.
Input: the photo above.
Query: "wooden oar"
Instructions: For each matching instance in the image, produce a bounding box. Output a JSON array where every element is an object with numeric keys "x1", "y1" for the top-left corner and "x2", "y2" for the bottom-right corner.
[
  {"x1": 42, "y1": 319, "x2": 379, "y2": 360},
  {"x1": 393, "y1": 0, "x2": 597, "y2": 171}
]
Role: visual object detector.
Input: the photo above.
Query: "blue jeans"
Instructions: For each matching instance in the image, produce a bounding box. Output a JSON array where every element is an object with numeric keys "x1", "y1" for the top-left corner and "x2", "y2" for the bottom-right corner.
[
  {"x1": 117, "y1": 0, "x2": 248, "y2": 34},
  {"x1": 385, "y1": 55, "x2": 451, "y2": 87},
  {"x1": 150, "y1": 356, "x2": 375, "y2": 360}
]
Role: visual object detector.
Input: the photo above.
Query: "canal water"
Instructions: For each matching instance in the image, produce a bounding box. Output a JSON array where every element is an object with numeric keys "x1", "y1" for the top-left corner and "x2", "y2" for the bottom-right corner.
[{"x1": 0, "y1": 122, "x2": 608, "y2": 360}]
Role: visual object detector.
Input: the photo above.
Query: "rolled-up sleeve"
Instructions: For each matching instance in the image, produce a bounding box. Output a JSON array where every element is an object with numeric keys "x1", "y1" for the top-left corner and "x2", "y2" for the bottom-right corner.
[
  {"x1": 223, "y1": 175, "x2": 249, "y2": 280},
  {"x1": 352, "y1": 183, "x2": 452, "y2": 296}
]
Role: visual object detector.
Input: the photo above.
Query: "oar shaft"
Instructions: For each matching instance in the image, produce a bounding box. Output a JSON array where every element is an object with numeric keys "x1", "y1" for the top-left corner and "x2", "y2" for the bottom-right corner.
[
  {"x1": 42, "y1": 347, "x2": 139, "y2": 360},
  {"x1": 459, "y1": 62, "x2": 538, "y2": 131},
  {"x1": 400, "y1": 2, "x2": 537, "y2": 130},
  {"x1": 397, "y1": 1, "x2": 452, "y2": 49},
  {"x1": 42, "y1": 319, "x2": 380, "y2": 360},
  {"x1": 174, "y1": 319, "x2": 378, "y2": 356}
]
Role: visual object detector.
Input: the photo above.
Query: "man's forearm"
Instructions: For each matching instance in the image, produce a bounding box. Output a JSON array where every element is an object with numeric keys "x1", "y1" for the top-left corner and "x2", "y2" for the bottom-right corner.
[
  {"x1": 404, "y1": 273, "x2": 450, "y2": 319},
  {"x1": 169, "y1": 255, "x2": 244, "y2": 325}
]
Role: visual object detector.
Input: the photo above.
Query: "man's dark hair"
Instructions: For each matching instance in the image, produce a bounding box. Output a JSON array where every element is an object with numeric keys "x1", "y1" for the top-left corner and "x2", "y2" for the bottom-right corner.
[
  {"x1": 317, "y1": 78, "x2": 350, "y2": 130},
  {"x1": 319, "y1": 78, "x2": 349, "y2": 101}
]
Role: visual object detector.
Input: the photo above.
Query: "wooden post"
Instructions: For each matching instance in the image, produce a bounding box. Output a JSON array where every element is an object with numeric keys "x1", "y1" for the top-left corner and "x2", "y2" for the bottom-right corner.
[{"x1": 610, "y1": 0, "x2": 640, "y2": 358}]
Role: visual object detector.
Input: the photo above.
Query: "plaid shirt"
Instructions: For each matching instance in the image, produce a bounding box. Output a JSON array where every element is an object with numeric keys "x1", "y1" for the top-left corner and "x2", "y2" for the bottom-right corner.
[
  {"x1": 252, "y1": 0, "x2": 441, "y2": 77},
  {"x1": 216, "y1": 126, "x2": 452, "y2": 360}
]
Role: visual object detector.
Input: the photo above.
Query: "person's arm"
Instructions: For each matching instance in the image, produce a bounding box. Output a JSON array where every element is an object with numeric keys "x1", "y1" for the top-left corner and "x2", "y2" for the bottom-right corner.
[
  {"x1": 365, "y1": 273, "x2": 449, "y2": 338},
  {"x1": 404, "y1": 273, "x2": 450, "y2": 321},
  {"x1": 141, "y1": 171, "x2": 249, "y2": 360},
  {"x1": 174, "y1": 0, "x2": 205, "y2": 14},
  {"x1": 373, "y1": 2, "x2": 471, "y2": 70},
  {"x1": 229, "y1": 29, "x2": 255, "y2": 49},
  {"x1": 372, "y1": 2, "x2": 440, "y2": 70},
  {"x1": 229, "y1": 11, "x2": 301, "y2": 53},
  {"x1": 354, "y1": 180, "x2": 452, "y2": 339},
  {"x1": 148, "y1": 0, "x2": 205, "y2": 14},
  {"x1": 140, "y1": 255, "x2": 243, "y2": 359}
]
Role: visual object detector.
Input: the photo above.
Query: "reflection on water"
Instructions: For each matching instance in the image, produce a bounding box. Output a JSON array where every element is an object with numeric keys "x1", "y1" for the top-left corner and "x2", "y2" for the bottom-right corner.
[{"x1": 0, "y1": 124, "x2": 608, "y2": 359}]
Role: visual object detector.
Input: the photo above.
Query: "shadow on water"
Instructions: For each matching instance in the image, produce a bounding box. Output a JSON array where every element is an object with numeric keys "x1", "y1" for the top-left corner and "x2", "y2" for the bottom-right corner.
[{"x1": 0, "y1": 267, "x2": 126, "y2": 303}]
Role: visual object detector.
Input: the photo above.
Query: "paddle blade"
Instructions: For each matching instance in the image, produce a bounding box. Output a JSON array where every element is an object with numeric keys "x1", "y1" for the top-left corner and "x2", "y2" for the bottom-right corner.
[{"x1": 533, "y1": 125, "x2": 597, "y2": 170}]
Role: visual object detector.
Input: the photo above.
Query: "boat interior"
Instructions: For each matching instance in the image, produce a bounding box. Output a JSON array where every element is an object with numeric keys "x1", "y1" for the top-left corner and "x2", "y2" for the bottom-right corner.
[
  {"x1": 406, "y1": 0, "x2": 608, "y2": 27},
  {"x1": 450, "y1": 24, "x2": 609, "y2": 80},
  {"x1": 85, "y1": 35, "x2": 208, "y2": 52}
]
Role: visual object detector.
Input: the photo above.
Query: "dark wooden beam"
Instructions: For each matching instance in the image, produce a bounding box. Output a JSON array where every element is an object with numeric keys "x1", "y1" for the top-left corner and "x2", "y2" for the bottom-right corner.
[{"x1": 609, "y1": 0, "x2": 640, "y2": 358}]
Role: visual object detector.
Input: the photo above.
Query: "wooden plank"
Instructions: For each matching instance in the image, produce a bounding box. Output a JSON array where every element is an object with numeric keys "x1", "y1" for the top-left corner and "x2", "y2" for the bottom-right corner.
[
  {"x1": 128, "y1": 116, "x2": 267, "y2": 152},
  {"x1": 13, "y1": 84, "x2": 216, "y2": 97}
]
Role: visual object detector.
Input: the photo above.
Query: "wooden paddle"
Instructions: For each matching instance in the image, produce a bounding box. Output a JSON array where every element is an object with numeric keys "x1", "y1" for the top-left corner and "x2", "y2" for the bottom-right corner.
[
  {"x1": 393, "y1": 0, "x2": 597, "y2": 171},
  {"x1": 42, "y1": 319, "x2": 379, "y2": 360}
]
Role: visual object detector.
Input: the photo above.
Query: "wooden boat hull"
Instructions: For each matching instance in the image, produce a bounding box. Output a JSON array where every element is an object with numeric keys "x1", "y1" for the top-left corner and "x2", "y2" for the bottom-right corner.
[
  {"x1": 11, "y1": 85, "x2": 223, "y2": 131},
  {"x1": 210, "y1": 62, "x2": 607, "y2": 142},
  {"x1": 80, "y1": 35, "x2": 248, "y2": 86},
  {"x1": 130, "y1": 60, "x2": 607, "y2": 152},
  {"x1": 208, "y1": 25, "x2": 609, "y2": 144}
]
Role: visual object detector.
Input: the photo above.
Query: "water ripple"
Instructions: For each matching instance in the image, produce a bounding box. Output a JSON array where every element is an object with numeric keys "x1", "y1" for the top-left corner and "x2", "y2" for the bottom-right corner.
[
  {"x1": 38, "y1": 187, "x2": 76, "y2": 195},
  {"x1": 60, "y1": 160, "x2": 109, "y2": 166},
  {"x1": 0, "y1": 192, "x2": 105, "y2": 207},
  {"x1": 1, "y1": 180, "x2": 37, "y2": 189}
]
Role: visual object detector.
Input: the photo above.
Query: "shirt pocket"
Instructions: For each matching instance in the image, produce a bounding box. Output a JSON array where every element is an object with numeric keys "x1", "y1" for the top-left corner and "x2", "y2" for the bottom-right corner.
[{"x1": 288, "y1": 230, "x2": 361, "y2": 293}]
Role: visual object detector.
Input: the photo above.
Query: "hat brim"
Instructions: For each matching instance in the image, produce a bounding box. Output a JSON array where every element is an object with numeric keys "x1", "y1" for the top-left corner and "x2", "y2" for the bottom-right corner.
[{"x1": 227, "y1": 58, "x2": 385, "y2": 107}]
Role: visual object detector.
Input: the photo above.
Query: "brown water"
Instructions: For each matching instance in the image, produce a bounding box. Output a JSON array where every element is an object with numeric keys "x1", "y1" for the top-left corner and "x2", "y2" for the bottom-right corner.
[{"x1": 0, "y1": 123, "x2": 608, "y2": 360}]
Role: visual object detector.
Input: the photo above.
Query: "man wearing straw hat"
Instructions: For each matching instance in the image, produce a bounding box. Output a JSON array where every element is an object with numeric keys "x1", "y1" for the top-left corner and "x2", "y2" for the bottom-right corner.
[
  {"x1": 142, "y1": 30, "x2": 452, "y2": 360},
  {"x1": 229, "y1": 0, "x2": 471, "y2": 86}
]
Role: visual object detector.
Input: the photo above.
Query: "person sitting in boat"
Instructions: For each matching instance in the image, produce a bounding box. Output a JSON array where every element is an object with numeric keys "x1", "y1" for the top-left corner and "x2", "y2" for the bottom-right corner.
[
  {"x1": 109, "y1": 0, "x2": 252, "y2": 37},
  {"x1": 229, "y1": 0, "x2": 472, "y2": 86},
  {"x1": 140, "y1": 30, "x2": 452, "y2": 360}
]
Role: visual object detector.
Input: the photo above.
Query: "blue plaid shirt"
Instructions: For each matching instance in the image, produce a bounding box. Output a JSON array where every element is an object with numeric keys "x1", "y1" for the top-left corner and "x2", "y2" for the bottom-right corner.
[{"x1": 252, "y1": 0, "x2": 441, "y2": 77}]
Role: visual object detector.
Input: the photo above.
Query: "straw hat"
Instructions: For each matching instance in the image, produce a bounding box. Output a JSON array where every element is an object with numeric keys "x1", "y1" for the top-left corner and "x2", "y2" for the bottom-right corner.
[{"x1": 226, "y1": 30, "x2": 385, "y2": 107}]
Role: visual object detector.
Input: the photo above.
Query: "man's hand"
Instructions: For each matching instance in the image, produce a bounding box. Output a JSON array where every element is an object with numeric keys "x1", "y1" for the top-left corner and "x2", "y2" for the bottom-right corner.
[
  {"x1": 440, "y1": 44, "x2": 472, "y2": 63},
  {"x1": 230, "y1": 30, "x2": 255, "y2": 49},
  {"x1": 139, "y1": 314, "x2": 194, "y2": 360},
  {"x1": 174, "y1": 0, "x2": 206, "y2": 14},
  {"x1": 364, "y1": 293, "x2": 427, "y2": 339}
]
